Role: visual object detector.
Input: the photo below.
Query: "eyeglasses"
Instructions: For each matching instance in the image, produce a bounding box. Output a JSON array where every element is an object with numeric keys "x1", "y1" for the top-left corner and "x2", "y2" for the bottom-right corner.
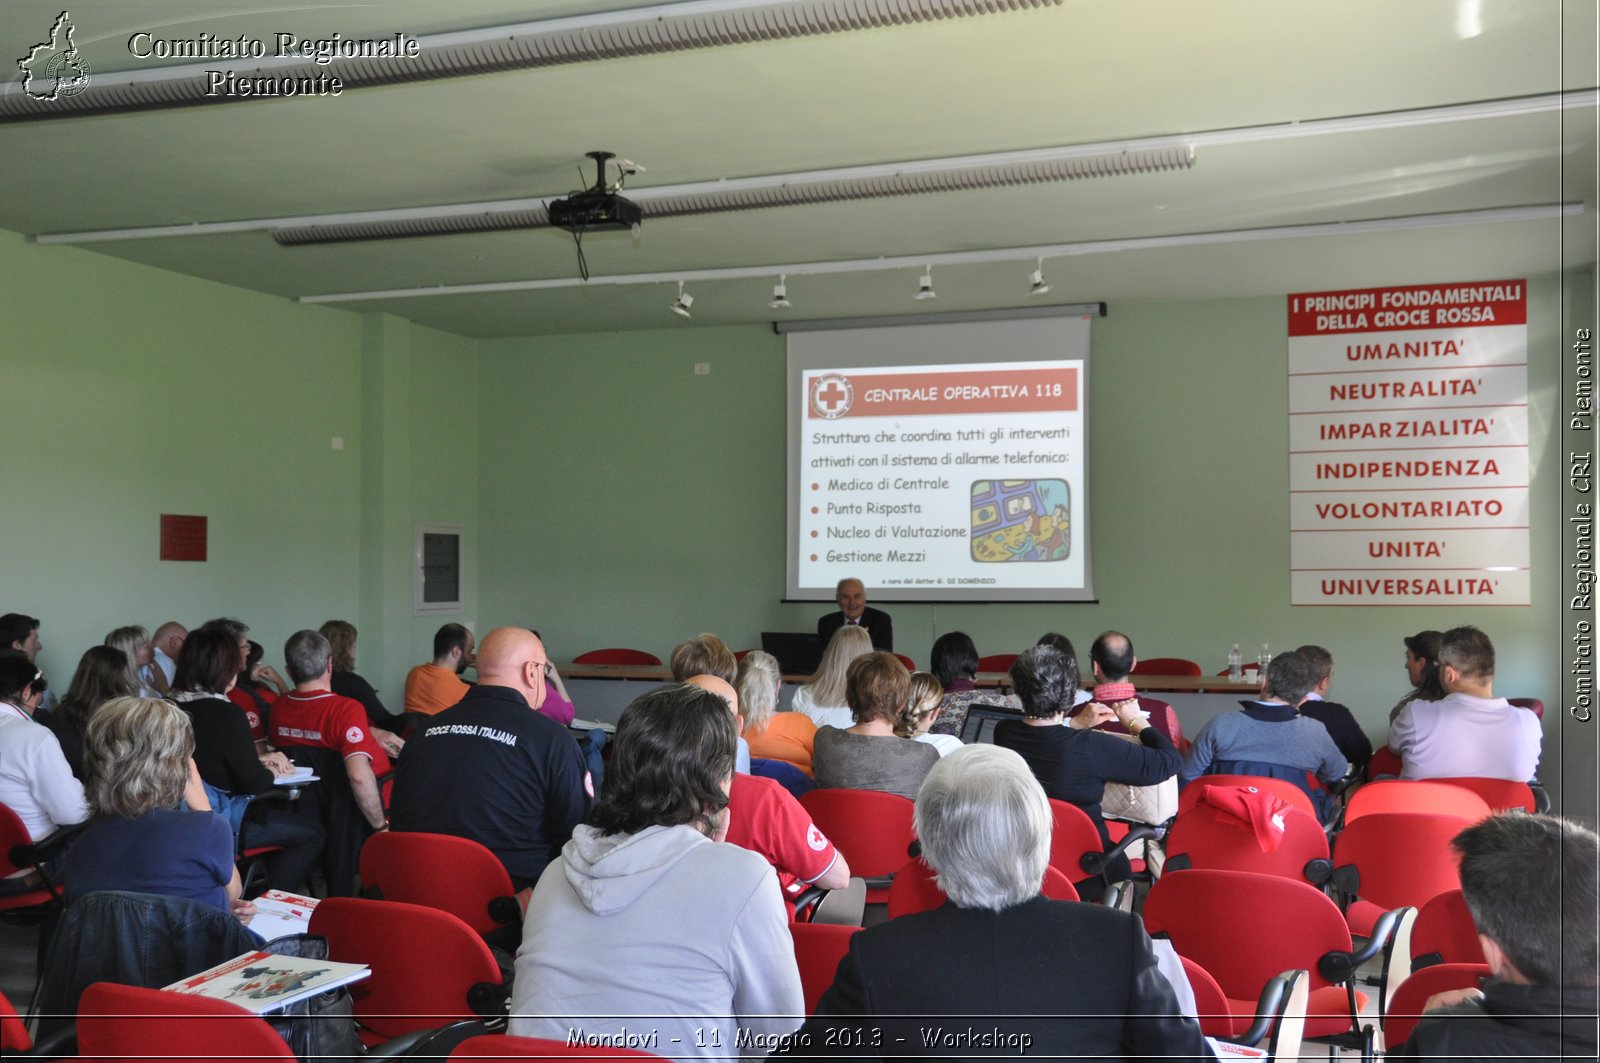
[{"x1": 531, "y1": 660, "x2": 553, "y2": 681}]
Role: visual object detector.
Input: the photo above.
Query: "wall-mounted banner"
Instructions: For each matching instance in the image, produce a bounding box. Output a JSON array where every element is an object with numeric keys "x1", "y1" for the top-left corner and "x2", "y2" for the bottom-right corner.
[{"x1": 1287, "y1": 280, "x2": 1529, "y2": 606}]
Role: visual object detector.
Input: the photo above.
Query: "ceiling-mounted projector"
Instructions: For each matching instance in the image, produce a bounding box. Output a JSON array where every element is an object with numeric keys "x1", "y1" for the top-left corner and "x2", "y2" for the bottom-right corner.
[{"x1": 548, "y1": 150, "x2": 642, "y2": 233}]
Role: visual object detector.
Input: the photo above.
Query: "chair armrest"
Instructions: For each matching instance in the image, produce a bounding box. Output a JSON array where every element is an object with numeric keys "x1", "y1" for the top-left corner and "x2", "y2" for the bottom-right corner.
[
  {"x1": 486, "y1": 895, "x2": 523, "y2": 928},
  {"x1": 1228, "y1": 969, "x2": 1298, "y2": 1048},
  {"x1": 365, "y1": 1020, "x2": 492, "y2": 1058},
  {"x1": 1079, "y1": 824, "x2": 1157, "y2": 877},
  {"x1": 790, "y1": 886, "x2": 827, "y2": 922},
  {"x1": 16, "y1": 1024, "x2": 76, "y2": 1060},
  {"x1": 10, "y1": 820, "x2": 87, "y2": 870},
  {"x1": 1317, "y1": 907, "x2": 1402, "y2": 982}
]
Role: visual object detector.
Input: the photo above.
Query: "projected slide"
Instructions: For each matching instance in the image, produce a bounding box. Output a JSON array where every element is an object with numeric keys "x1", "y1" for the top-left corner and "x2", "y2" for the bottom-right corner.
[{"x1": 788, "y1": 315, "x2": 1094, "y2": 602}]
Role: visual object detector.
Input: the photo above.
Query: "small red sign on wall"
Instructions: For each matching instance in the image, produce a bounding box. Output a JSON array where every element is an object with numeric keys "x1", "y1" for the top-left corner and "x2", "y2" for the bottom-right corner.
[{"x1": 160, "y1": 514, "x2": 208, "y2": 562}]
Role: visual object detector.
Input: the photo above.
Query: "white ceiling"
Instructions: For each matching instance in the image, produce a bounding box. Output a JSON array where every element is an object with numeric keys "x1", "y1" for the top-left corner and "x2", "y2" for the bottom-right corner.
[{"x1": 2, "y1": 0, "x2": 1595, "y2": 337}]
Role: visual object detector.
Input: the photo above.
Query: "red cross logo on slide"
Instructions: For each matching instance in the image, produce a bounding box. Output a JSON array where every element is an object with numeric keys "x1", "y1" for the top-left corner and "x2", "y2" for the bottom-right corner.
[{"x1": 811, "y1": 374, "x2": 853, "y2": 419}]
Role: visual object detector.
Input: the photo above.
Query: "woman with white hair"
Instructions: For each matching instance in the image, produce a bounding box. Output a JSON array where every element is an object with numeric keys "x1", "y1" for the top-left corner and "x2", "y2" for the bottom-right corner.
[
  {"x1": 784, "y1": 744, "x2": 1206, "y2": 1059},
  {"x1": 738, "y1": 650, "x2": 818, "y2": 775}
]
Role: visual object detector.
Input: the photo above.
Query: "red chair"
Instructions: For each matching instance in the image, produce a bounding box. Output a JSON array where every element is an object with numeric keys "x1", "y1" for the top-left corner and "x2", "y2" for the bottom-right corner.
[
  {"x1": 1180, "y1": 956, "x2": 1310, "y2": 1056},
  {"x1": 976, "y1": 653, "x2": 1018, "y2": 673},
  {"x1": 451, "y1": 1032, "x2": 662, "y2": 1058},
  {"x1": 1332, "y1": 812, "x2": 1472, "y2": 938},
  {"x1": 885, "y1": 856, "x2": 1078, "y2": 919},
  {"x1": 0, "y1": 802, "x2": 70, "y2": 916},
  {"x1": 1133, "y1": 657, "x2": 1202, "y2": 677},
  {"x1": 75, "y1": 981, "x2": 296, "y2": 1062},
  {"x1": 790, "y1": 921, "x2": 861, "y2": 1014},
  {"x1": 1507, "y1": 697, "x2": 1544, "y2": 719},
  {"x1": 1163, "y1": 801, "x2": 1332, "y2": 887},
  {"x1": 892, "y1": 653, "x2": 916, "y2": 671},
  {"x1": 1343, "y1": 780, "x2": 1490, "y2": 825},
  {"x1": 1178, "y1": 774, "x2": 1318, "y2": 819},
  {"x1": 360, "y1": 831, "x2": 521, "y2": 940},
  {"x1": 0, "y1": 989, "x2": 30, "y2": 1053},
  {"x1": 1408, "y1": 889, "x2": 1485, "y2": 970},
  {"x1": 308, "y1": 897, "x2": 505, "y2": 1044},
  {"x1": 1365, "y1": 746, "x2": 1404, "y2": 780},
  {"x1": 1431, "y1": 776, "x2": 1538, "y2": 812},
  {"x1": 1382, "y1": 962, "x2": 1490, "y2": 1051},
  {"x1": 571, "y1": 648, "x2": 661, "y2": 666},
  {"x1": 1047, "y1": 799, "x2": 1153, "y2": 890},
  {"x1": 798, "y1": 789, "x2": 915, "y2": 903},
  {"x1": 1144, "y1": 869, "x2": 1396, "y2": 1060}
]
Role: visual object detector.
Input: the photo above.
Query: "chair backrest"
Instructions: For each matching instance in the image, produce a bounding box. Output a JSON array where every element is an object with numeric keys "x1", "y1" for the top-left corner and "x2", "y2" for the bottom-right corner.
[
  {"x1": 0, "y1": 988, "x2": 30, "y2": 1053},
  {"x1": 1047, "y1": 798, "x2": 1105, "y2": 885},
  {"x1": 1366, "y1": 745, "x2": 1404, "y2": 780},
  {"x1": 885, "y1": 856, "x2": 1078, "y2": 919},
  {"x1": 975, "y1": 653, "x2": 1018, "y2": 673},
  {"x1": 789, "y1": 922, "x2": 860, "y2": 1014},
  {"x1": 361, "y1": 831, "x2": 517, "y2": 936},
  {"x1": 1409, "y1": 889, "x2": 1485, "y2": 970},
  {"x1": 1144, "y1": 869, "x2": 1355, "y2": 995},
  {"x1": 1506, "y1": 697, "x2": 1544, "y2": 719},
  {"x1": 0, "y1": 803, "x2": 34, "y2": 877},
  {"x1": 1429, "y1": 776, "x2": 1537, "y2": 812},
  {"x1": 1164, "y1": 802, "x2": 1330, "y2": 884},
  {"x1": 451, "y1": 1033, "x2": 662, "y2": 1058},
  {"x1": 1383, "y1": 962, "x2": 1491, "y2": 1050},
  {"x1": 797, "y1": 789, "x2": 915, "y2": 881},
  {"x1": 1133, "y1": 657, "x2": 1202, "y2": 677},
  {"x1": 308, "y1": 896, "x2": 503, "y2": 1041},
  {"x1": 1208, "y1": 760, "x2": 1320, "y2": 810},
  {"x1": 1333, "y1": 812, "x2": 1472, "y2": 913},
  {"x1": 1178, "y1": 956, "x2": 1238, "y2": 1038},
  {"x1": 77, "y1": 981, "x2": 296, "y2": 1062},
  {"x1": 1344, "y1": 780, "x2": 1491, "y2": 824},
  {"x1": 571, "y1": 648, "x2": 661, "y2": 666},
  {"x1": 892, "y1": 653, "x2": 916, "y2": 671},
  {"x1": 1178, "y1": 774, "x2": 1317, "y2": 819}
]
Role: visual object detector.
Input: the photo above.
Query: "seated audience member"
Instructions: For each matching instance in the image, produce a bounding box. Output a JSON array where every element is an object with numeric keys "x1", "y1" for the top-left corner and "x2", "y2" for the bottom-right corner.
[
  {"x1": 1388, "y1": 625, "x2": 1541, "y2": 782},
  {"x1": 1182, "y1": 651, "x2": 1348, "y2": 817},
  {"x1": 1079, "y1": 630, "x2": 1185, "y2": 748},
  {"x1": 389, "y1": 627, "x2": 590, "y2": 893},
  {"x1": 739, "y1": 650, "x2": 817, "y2": 775},
  {"x1": 811, "y1": 652, "x2": 939, "y2": 800},
  {"x1": 1390, "y1": 629, "x2": 1446, "y2": 723},
  {"x1": 0, "y1": 656, "x2": 88, "y2": 882},
  {"x1": 926, "y1": 631, "x2": 1020, "y2": 738},
  {"x1": 172, "y1": 629, "x2": 323, "y2": 892},
  {"x1": 227, "y1": 640, "x2": 286, "y2": 745},
  {"x1": 1294, "y1": 644, "x2": 1373, "y2": 775},
  {"x1": 1037, "y1": 632, "x2": 1094, "y2": 707},
  {"x1": 1396, "y1": 813, "x2": 1598, "y2": 1061},
  {"x1": 39, "y1": 645, "x2": 136, "y2": 779},
  {"x1": 784, "y1": 744, "x2": 1208, "y2": 1059},
  {"x1": 0, "y1": 612, "x2": 55, "y2": 710},
  {"x1": 104, "y1": 625, "x2": 160, "y2": 698},
  {"x1": 792, "y1": 625, "x2": 874, "y2": 731},
  {"x1": 142, "y1": 621, "x2": 187, "y2": 695},
  {"x1": 898, "y1": 672, "x2": 961, "y2": 757},
  {"x1": 319, "y1": 620, "x2": 403, "y2": 731},
  {"x1": 995, "y1": 646, "x2": 1179, "y2": 896},
  {"x1": 817, "y1": 577, "x2": 893, "y2": 651},
  {"x1": 64, "y1": 697, "x2": 253, "y2": 923},
  {"x1": 403, "y1": 623, "x2": 475, "y2": 720},
  {"x1": 686, "y1": 674, "x2": 849, "y2": 904},
  {"x1": 272, "y1": 630, "x2": 398, "y2": 838},
  {"x1": 510, "y1": 683, "x2": 803, "y2": 1053},
  {"x1": 670, "y1": 633, "x2": 749, "y2": 772},
  {"x1": 527, "y1": 630, "x2": 577, "y2": 726}
]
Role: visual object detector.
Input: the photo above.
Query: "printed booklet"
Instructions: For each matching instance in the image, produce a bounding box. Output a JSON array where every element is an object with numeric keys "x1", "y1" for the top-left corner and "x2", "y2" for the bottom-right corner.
[{"x1": 164, "y1": 950, "x2": 369, "y2": 1013}]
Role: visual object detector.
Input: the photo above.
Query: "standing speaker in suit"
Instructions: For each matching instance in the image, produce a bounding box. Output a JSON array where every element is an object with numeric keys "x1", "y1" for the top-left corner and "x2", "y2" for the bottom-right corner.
[{"x1": 816, "y1": 579, "x2": 893, "y2": 652}]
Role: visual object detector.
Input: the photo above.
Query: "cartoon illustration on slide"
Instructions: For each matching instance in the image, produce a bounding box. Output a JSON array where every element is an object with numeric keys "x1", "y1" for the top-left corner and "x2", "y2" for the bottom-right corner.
[{"x1": 970, "y1": 480, "x2": 1070, "y2": 563}]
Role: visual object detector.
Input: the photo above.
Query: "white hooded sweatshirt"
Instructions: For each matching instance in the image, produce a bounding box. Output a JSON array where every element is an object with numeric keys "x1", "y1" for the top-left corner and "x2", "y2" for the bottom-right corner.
[{"x1": 509, "y1": 822, "x2": 804, "y2": 1060}]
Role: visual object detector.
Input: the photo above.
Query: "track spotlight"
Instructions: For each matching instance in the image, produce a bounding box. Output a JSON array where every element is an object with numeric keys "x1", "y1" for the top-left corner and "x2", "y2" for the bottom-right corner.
[
  {"x1": 1028, "y1": 258, "x2": 1051, "y2": 296},
  {"x1": 670, "y1": 280, "x2": 694, "y2": 319},
  {"x1": 914, "y1": 266, "x2": 937, "y2": 301},
  {"x1": 770, "y1": 274, "x2": 791, "y2": 310}
]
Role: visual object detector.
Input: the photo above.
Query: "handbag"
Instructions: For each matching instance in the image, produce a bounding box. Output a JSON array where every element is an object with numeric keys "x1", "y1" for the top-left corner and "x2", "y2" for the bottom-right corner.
[
  {"x1": 262, "y1": 934, "x2": 363, "y2": 1063},
  {"x1": 1099, "y1": 731, "x2": 1178, "y2": 825}
]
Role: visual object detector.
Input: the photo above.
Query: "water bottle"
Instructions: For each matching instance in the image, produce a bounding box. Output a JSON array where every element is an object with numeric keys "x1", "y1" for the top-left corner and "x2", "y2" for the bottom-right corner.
[
  {"x1": 1227, "y1": 644, "x2": 1242, "y2": 682},
  {"x1": 1257, "y1": 643, "x2": 1272, "y2": 674}
]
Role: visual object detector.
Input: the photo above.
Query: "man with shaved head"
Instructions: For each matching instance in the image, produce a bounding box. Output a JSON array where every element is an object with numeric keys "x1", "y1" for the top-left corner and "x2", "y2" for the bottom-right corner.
[
  {"x1": 686, "y1": 674, "x2": 852, "y2": 905},
  {"x1": 142, "y1": 621, "x2": 186, "y2": 694},
  {"x1": 389, "y1": 626, "x2": 591, "y2": 891}
]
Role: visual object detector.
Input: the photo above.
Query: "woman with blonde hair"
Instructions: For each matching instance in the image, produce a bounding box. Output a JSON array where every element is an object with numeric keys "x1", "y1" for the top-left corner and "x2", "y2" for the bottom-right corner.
[
  {"x1": 738, "y1": 650, "x2": 818, "y2": 775},
  {"x1": 40, "y1": 646, "x2": 136, "y2": 779},
  {"x1": 63, "y1": 697, "x2": 253, "y2": 921},
  {"x1": 897, "y1": 672, "x2": 962, "y2": 757},
  {"x1": 104, "y1": 625, "x2": 160, "y2": 697},
  {"x1": 791, "y1": 625, "x2": 873, "y2": 731},
  {"x1": 319, "y1": 620, "x2": 400, "y2": 730}
]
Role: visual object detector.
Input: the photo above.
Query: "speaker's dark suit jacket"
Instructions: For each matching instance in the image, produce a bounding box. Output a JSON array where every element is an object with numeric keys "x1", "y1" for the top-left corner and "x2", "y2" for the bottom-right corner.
[
  {"x1": 817, "y1": 606, "x2": 894, "y2": 652},
  {"x1": 782, "y1": 896, "x2": 1207, "y2": 1062}
]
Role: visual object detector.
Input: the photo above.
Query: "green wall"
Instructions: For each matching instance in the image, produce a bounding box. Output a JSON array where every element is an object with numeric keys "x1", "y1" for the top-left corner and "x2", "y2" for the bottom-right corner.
[
  {"x1": 0, "y1": 229, "x2": 477, "y2": 708},
  {"x1": 3, "y1": 225, "x2": 1585, "y2": 805},
  {"x1": 477, "y1": 274, "x2": 1583, "y2": 799}
]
